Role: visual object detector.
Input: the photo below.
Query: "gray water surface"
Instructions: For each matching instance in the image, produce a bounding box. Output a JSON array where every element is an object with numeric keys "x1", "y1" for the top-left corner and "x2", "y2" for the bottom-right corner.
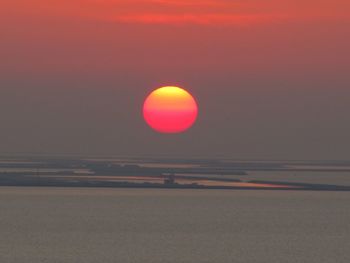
[{"x1": 0, "y1": 187, "x2": 349, "y2": 263}]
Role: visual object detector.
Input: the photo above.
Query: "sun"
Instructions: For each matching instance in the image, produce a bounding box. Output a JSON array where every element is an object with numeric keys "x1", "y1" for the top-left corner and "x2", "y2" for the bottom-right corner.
[{"x1": 143, "y1": 86, "x2": 198, "y2": 133}]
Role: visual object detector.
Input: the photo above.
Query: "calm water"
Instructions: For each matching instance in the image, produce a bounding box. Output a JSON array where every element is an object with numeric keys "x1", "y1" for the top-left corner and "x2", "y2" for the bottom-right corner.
[{"x1": 0, "y1": 187, "x2": 349, "y2": 263}]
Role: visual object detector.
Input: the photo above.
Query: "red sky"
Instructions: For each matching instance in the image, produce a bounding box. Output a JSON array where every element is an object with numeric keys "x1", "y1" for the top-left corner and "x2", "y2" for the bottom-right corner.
[
  {"x1": 2, "y1": 0, "x2": 349, "y2": 26},
  {"x1": 0, "y1": 0, "x2": 349, "y2": 159},
  {"x1": 1, "y1": 0, "x2": 349, "y2": 75}
]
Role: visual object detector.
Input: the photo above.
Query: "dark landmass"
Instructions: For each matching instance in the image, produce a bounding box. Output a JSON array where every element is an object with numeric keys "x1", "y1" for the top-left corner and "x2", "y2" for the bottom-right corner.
[
  {"x1": 0, "y1": 175, "x2": 349, "y2": 191},
  {"x1": 0, "y1": 156, "x2": 349, "y2": 191}
]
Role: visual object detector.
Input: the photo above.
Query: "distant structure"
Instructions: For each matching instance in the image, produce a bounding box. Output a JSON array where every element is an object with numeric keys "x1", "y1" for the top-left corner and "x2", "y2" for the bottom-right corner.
[{"x1": 164, "y1": 173, "x2": 175, "y2": 185}]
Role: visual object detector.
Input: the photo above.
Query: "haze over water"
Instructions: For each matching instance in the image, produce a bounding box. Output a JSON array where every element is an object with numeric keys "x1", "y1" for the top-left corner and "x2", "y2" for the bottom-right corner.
[{"x1": 1, "y1": 187, "x2": 349, "y2": 263}]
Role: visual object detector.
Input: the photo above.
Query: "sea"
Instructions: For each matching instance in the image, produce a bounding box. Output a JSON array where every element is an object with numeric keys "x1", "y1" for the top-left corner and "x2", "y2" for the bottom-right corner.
[{"x1": 0, "y1": 187, "x2": 349, "y2": 263}]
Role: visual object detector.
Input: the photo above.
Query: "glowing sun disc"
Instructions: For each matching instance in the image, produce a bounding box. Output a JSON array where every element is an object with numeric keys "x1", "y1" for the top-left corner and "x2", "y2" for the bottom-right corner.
[{"x1": 143, "y1": 86, "x2": 198, "y2": 133}]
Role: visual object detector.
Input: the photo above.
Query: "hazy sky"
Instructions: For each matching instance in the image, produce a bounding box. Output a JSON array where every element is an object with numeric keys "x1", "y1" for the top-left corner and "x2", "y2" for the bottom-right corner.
[{"x1": 0, "y1": 0, "x2": 349, "y2": 159}]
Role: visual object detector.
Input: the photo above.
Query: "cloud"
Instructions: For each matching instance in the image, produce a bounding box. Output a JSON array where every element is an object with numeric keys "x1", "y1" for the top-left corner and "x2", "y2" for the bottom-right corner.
[
  {"x1": 1, "y1": 0, "x2": 348, "y2": 27},
  {"x1": 109, "y1": 13, "x2": 286, "y2": 26},
  {"x1": 90, "y1": 0, "x2": 350, "y2": 26},
  {"x1": 149, "y1": 0, "x2": 240, "y2": 7}
]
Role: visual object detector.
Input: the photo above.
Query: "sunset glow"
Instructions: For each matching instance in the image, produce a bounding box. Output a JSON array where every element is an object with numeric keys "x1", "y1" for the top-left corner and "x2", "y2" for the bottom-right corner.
[
  {"x1": 143, "y1": 86, "x2": 198, "y2": 133},
  {"x1": 1, "y1": 0, "x2": 349, "y2": 159}
]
